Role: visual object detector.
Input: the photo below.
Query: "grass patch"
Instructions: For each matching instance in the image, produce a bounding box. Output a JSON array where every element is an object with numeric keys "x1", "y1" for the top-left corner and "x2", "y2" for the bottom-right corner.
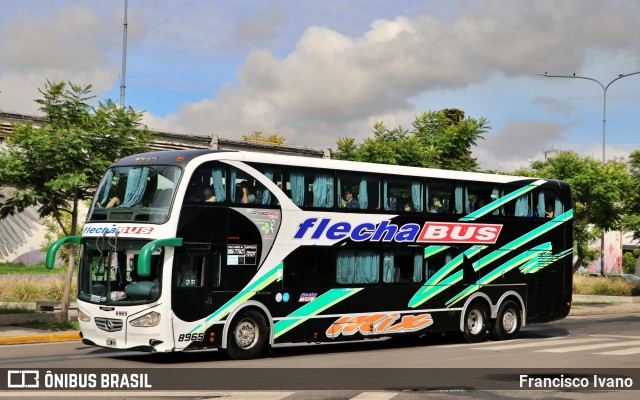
[
  {"x1": 573, "y1": 275, "x2": 640, "y2": 296},
  {"x1": 0, "y1": 275, "x2": 77, "y2": 302},
  {"x1": 0, "y1": 304, "x2": 35, "y2": 314},
  {"x1": 0, "y1": 262, "x2": 69, "y2": 275},
  {"x1": 17, "y1": 320, "x2": 79, "y2": 331}
]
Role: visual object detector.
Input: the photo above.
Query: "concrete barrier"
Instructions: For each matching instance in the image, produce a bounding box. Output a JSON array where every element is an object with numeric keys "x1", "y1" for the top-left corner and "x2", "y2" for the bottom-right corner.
[
  {"x1": 0, "y1": 312, "x2": 60, "y2": 326},
  {"x1": 573, "y1": 294, "x2": 640, "y2": 303}
]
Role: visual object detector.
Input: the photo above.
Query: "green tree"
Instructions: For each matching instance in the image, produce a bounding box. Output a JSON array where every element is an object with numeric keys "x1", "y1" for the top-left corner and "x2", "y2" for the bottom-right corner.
[
  {"x1": 622, "y1": 250, "x2": 640, "y2": 275},
  {"x1": 0, "y1": 80, "x2": 152, "y2": 319},
  {"x1": 515, "y1": 151, "x2": 634, "y2": 272},
  {"x1": 334, "y1": 109, "x2": 488, "y2": 171},
  {"x1": 242, "y1": 131, "x2": 287, "y2": 145},
  {"x1": 622, "y1": 150, "x2": 640, "y2": 242},
  {"x1": 412, "y1": 109, "x2": 489, "y2": 171}
]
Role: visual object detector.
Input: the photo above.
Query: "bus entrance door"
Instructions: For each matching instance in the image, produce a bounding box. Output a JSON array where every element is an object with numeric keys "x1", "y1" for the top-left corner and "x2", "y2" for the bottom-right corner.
[{"x1": 172, "y1": 247, "x2": 212, "y2": 322}]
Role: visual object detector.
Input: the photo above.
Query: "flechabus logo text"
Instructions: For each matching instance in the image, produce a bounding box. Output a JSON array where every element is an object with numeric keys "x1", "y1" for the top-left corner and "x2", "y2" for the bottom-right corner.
[
  {"x1": 293, "y1": 218, "x2": 502, "y2": 244},
  {"x1": 83, "y1": 226, "x2": 154, "y2": 235}
]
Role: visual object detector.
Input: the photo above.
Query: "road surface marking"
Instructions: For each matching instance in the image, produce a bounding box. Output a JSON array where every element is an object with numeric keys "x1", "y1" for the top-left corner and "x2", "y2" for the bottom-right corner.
[
  {"x1": 350, "y1": 392, "x2": 398, "y2": 400},
  {"x1": 472, "y1": 337, "x2": 609, "y2": 351},
  {"x1": 538, "y1": 340, "x2": 640, "y2": 353}
]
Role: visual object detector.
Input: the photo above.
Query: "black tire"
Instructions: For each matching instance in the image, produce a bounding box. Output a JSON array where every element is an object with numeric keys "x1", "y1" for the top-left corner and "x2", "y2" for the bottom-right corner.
[
  {"x1": 490, "y1": 300, "x2": 521, "y2": 341},
  {"x1": 462, "y1": 302, "x2": 489, "y2": 343},
  {"x1": 225, "y1": 309, "x2": 269, "y2": 360}
]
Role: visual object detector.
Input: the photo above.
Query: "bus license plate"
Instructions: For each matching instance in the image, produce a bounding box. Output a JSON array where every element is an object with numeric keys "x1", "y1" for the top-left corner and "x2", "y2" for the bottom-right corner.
[{"x1": 106, "y1": 338, "x2": 117, "y2": 346}]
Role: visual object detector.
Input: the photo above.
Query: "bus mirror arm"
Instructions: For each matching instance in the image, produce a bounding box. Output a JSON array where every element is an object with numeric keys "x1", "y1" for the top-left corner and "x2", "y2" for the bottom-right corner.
[
  {"x1": 45, "y1": 236, "x2": 82, "y2": 269},
  {"x1": 137, "y1": 238, "x2": 183, "y2": 276}
]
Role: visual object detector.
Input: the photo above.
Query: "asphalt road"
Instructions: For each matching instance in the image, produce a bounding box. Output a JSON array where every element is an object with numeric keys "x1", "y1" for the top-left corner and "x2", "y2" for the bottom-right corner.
[{"x1": 1, "y1": 313, "x2": 639, "y2": 398}]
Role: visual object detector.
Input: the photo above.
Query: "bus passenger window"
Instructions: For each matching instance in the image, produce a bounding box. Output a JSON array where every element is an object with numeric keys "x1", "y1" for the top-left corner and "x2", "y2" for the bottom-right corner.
[
  {"x1": 286, "y1": 169, "x2": 334, "y2": 209},
  {"x1": 248, "y1": 165, "x2": 282, "y2": 206},
  {"x1": 173, "y1": 255, "x2": 203, "y2": 288},
  {"x1": 228, "y1": 167, "x2": 274, "y2": 206},
  {"x1": 427, "y1": 180, "x2": 456, "y2": 214},
  {"x1": 382, "y1": 249, "x2": 423, "y2": 283},
  {"x1": 383, "y1": 178, "x2": 422, "y2": 212},
  {"x1": 186, "y1": 164, "x2": 227, "y2": 203},
  {"x1": 337, "y1": 174, "x2": 380, "y2": 211},
  {"x1": 336, "y1": 250, "x2": 379, "y2": 284}
]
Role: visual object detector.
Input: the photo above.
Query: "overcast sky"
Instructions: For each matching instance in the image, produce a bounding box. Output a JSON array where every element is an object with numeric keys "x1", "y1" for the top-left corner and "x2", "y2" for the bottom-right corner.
[{"x1": 1, "y1": 0, "x2": 639, "y2": 172}]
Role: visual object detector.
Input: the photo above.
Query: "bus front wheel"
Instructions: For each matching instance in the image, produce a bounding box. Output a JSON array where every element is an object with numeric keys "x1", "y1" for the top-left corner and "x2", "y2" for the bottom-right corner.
[
  {"x1": 463, "y1": 302, "x2": 489, "y2": 343},
  {"x1": 490, "y1": 300, "x2": 521, "y2": 341},
  {"x1": 225, "y1": 309, "x2": 269, "y2": 360}
]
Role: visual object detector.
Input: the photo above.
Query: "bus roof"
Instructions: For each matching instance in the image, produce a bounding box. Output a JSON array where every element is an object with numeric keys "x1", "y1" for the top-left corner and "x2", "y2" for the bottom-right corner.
[{"x1": 113, "y1": 149, "x2": 566, "y2": 186}]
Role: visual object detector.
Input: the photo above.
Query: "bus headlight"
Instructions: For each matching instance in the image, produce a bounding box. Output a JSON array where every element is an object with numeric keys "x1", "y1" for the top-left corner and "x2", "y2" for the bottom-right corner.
[
  {"x1": 129, "y1": 311, "x2": 161, "y2": 327},
  {"x1": 78, "y1": 309, "x2": 91, "y2": 322}
]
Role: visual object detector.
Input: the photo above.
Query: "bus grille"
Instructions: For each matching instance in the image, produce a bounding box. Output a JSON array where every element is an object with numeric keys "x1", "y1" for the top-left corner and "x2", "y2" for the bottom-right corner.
[{"x1": 94, "y1": 317, "x2": 123, "y2": 332}]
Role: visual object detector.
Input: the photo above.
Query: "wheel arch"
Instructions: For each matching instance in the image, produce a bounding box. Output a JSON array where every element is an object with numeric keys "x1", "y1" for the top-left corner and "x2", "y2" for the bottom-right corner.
[
  {"x1": 458, "y1": 292, "x2": 492, "y2": 332},
  {"x1": 221, "y1": 301, "x2": 274, "y2": 349},
  {"x1": 493, "y1": 291, "x2": 526, "y2": 328}
]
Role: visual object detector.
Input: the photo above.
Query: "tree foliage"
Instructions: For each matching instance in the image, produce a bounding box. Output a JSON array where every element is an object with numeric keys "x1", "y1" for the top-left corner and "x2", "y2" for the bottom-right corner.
[
  {"x1": 334, "y1": 109, "x2": 489, "y2": 171},
  {"x1": 242, "y1": 130, "x2": 287, "y2": 145},
  {"x1": 514, "y1": 151, "x2": 634, "y2": 269},
  {"x1": 0, "y1": 80, "x2": 152, "y2": 318},
  {"x1": 622, "y1": 150, "x2": 640, "y2": 242}
]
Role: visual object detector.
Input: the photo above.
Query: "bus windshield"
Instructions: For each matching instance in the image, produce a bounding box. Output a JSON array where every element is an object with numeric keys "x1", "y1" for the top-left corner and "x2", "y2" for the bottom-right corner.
[
  {"x1": 77, "y1": 238, "x2": 164, "y2": 305},
  {"x1": 88, "y1": 165, "x2": 181, "y2": 223}
]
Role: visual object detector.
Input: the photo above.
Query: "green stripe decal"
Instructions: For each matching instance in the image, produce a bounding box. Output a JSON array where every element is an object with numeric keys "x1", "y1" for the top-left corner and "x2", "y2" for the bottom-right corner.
[
  {"x1": 445, "y1": 242, "x2": 553, "y2": 306},
  {"x1": 424, "y1": 245, "x2": 451, "y2": 259},
  {"x1": 408, "y1": 209, "x2": 573, "y2": 308},
  {"x1": 273, "y1": 288, "x2": 363, "y2": 339},
  {"x1": 460, "y1": 180, "x2": 546, "y2": 221},
  {"x1": 408, "y1": 246, "x2": 487, "y2": 308},
  {"x1": 203, "y1": 262, "x2": 284, "y2": 325},
  {"x1": 471, "y1": 209, "x2": 572, "y2": 274}
]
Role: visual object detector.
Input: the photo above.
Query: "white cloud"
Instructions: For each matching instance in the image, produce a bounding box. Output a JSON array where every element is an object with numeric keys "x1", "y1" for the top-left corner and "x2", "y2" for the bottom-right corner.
[
  {"x1": 474, "y1": 119, "x2": 570, "y2": 171},
  {"x1": 143, "y1": 0, "x2": 640, "y2": 153},
  {"x1": 0, "y1": 4, "x2": 120, "y2": 113}
]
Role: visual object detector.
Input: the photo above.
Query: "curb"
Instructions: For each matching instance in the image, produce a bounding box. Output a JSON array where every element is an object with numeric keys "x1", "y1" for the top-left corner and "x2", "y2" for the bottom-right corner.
[{"x1": 0, "y1": 331, "x2": 80, "y2": 345}]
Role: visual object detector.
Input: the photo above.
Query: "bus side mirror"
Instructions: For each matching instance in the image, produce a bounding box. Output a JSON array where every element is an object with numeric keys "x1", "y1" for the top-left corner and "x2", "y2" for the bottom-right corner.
[
  {"x1": 45, "y1": 236, "x2": 82, "y2": 269},
  {"x1": 137, "y1": 238, "x2": 183, "y2": 276}
]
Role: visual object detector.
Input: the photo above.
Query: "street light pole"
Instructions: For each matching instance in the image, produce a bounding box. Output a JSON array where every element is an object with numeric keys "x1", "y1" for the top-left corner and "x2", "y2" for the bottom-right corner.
[
  {"x1": 120, "y1": 0, "x2": 129, "y2": 108},
  {"x1": 537, "y1": 70, "x2": 640, "y2": 276}
]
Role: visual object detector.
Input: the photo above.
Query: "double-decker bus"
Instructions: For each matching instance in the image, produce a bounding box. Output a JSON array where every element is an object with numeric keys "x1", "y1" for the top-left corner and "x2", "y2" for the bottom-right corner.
[{"x1": 47, "y1": 149, "x2": 573, "y2": 359}]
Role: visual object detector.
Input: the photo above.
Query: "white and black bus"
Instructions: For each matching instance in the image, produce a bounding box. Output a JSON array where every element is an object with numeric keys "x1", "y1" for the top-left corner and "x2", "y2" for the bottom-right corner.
[{"x1": 47, "y1": 150, "x2": 573, "y2": 359}]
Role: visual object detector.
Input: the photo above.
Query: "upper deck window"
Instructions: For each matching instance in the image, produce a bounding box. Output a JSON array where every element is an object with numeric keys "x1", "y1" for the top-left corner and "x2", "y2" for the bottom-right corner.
[{"x1": 89, "y1": 165, "x2": 181, "y2": 223}]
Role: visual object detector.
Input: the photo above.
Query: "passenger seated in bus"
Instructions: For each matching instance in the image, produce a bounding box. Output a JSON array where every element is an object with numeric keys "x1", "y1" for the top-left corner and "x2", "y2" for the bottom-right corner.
[
  {"x1": 176, "y1": 262, "x2": 198, "y2": 287},
  {"x1": 341, "y1": 190, "x2": 360, "y2": 209},
  {"x1": 203, "y1": 185, "x2": 217, "y2": 202},
  {"x1": 545, "y1": 204, "x2": 554, "y2": 218},
  {"x1": 239, "y1": 181, "x2": 257, "y2": 204},
  {"x1": 104, "y1": 196, "x2": 120, "y2": 208},
  {"x1": 403, "y1": 202, "x2": 414, "y2": 212},
  {"x1": 429, "y1": 197, "x2": 444, "y2": 213}
]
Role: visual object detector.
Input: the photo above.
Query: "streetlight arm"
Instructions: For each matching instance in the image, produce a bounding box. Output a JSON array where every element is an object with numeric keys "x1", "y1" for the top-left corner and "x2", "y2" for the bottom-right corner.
[
  {"x1": 537, "y1": 69, "x2": 640, "y2": 276},
  {"x1": 538, "y1": 73, "x2": 605, "y2": 90},
  {"x1": 605, "y1": 71, "x2": 640, "y2": 90}
]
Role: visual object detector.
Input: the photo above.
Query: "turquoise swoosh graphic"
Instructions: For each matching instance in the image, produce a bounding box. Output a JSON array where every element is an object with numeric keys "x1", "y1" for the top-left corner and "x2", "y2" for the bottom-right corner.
[
  {"x1": 408, "y1": 246, "x2": 487, "y2": 308},
  {"x1": 273, "y1": 288, "x2": 363, "y2": 339},
  {"x1": 188, "y1": 262, "x2": 284, "y2": 334},
  {"x1": 408, "y1": 209, "x2": 573, "y2": 308},
  {"x1": 460, "y1": 180, "x2": 546, "y2": 222}
]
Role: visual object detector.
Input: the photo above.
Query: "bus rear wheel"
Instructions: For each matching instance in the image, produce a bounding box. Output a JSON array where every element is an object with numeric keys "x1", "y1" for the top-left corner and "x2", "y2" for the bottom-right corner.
[
  {"x1": 490, "y1": 300, "x2": 521, "y2": 341},
  {"x1": 225, "y1": 309, "x2": 269, "y2": 360},
  {"x1": 463, "y1": 302, "x2": 489, "y2": 343}
]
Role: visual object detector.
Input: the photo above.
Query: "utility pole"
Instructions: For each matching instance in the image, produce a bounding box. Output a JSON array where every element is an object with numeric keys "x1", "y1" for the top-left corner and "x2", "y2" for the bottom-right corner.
[{"x1": 120, "y1": 0, "x2": 129, "y2": 108}]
